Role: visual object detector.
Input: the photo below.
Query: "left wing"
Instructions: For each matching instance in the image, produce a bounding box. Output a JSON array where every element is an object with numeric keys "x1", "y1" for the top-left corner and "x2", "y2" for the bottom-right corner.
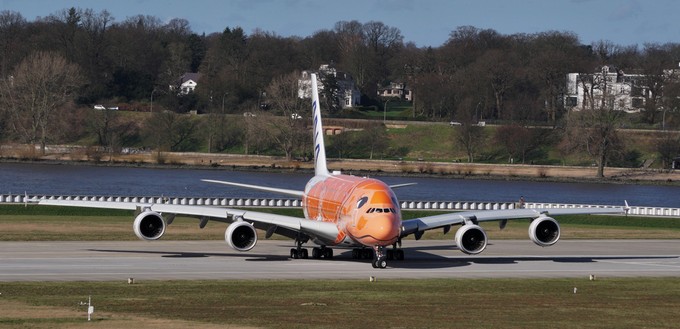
[
  {"x1": 401, "y1": 206, "x2": 625, "y2": 235},
  {"x1": 400, "y1": 205, "x2": 625, "y2": 254}
]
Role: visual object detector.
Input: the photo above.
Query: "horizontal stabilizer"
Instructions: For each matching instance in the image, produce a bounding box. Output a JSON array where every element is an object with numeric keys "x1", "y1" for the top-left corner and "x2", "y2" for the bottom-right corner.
[
  {"x1": 201, "y1": 179, "x2": 304, "y2": 198},
  {"x1": 389, "y1": 183, "x2": 417, "y2": 189}
]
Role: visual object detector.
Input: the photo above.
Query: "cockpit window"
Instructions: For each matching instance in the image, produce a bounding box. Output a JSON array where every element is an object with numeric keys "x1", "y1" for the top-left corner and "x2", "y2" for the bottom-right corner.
[
  {"x1": 357, "y1": 196, "x2": 369, "y2": 209},
  {"x1": 366, "y1": 207, "x2": 397, "y2": 214}
]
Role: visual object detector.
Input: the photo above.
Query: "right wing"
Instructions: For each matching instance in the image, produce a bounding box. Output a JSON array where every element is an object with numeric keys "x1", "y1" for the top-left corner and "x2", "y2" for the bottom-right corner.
[{"x1": 37, "y1": 198, "x2": 339, "y2": 244}]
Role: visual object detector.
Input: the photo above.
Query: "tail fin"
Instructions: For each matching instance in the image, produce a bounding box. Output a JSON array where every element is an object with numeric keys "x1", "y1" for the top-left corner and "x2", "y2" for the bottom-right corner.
[{"x1": 311, "y1": 73, "x2": 330, "y2": 177}]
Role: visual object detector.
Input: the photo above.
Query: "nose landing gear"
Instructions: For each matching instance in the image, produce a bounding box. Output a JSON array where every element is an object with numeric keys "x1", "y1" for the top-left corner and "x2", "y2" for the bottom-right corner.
[{"x1": 372, "y1": 245, "x2": 387, "y2": 269}]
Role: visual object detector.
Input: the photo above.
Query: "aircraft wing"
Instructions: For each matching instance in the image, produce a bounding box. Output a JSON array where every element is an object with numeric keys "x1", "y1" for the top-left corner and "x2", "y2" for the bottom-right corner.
[
  {"x1": 37, "y1": 199, "x2": 339, "y2": 243},
  {"x1": 401, "y1": 206, "x2": 625, "y2": 236}
]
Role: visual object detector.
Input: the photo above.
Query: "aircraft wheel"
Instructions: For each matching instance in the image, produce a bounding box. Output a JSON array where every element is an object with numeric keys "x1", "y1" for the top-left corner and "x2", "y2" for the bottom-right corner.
[
  {"x1": 301, "y1": 249, "x2": 309, "y2": 259},
  {"x1": 324, "y1": 248, "x2": 333, "y2": 259},
  {"x1": 312, "y1": 247, "x2": 320, "y2": 259},
  {"x1": 373, "y1": 259, "x2": 387, "y2": 269},
  {"x1": 290, "y1": 249, "x2": 299, "y2": 259}
]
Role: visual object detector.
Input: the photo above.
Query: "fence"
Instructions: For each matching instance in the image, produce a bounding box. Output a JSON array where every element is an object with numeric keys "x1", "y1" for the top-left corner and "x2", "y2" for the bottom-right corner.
[{"x1": 0, "y1": 194, "x2": 678, "y2": 217}]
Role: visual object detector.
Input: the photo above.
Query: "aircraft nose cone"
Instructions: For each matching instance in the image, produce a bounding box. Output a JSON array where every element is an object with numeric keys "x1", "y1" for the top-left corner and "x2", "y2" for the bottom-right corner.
[{"x1": 364, "y1": 215, "x2": 400, "y2": 245}]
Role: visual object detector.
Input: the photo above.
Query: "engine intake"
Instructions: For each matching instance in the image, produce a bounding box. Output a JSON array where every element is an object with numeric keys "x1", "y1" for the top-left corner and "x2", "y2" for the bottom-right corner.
[
  {"x1": 454, "y1": 224, "x2": 488, "y2": 254},
  {"x1": 225, "y1": 221, "x2": 257, "y2": 251},
  {"x1": 133, "y1": 211, "x2": 166, "y2": 240},
  {"x1": 529, "y1": 216, "x2": 560, "y2": 247}
]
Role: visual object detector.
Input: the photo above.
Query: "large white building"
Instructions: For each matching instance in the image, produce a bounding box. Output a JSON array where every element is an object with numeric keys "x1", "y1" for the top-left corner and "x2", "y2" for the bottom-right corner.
[
  {"x1": 565, "y1": 64, "x2": 680, "y2": 113},
  {"x1": 298, "y1": 64, "x2": 361, "y2": 108},
  {"x1": 564, "y1": 66, "x2": 646, "y2": 113}
]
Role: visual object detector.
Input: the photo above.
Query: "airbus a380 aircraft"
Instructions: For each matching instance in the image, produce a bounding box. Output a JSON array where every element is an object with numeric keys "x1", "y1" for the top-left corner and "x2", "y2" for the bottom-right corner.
[{"x1": 39, "y1": 74, "x2": 625, "y2": 269}]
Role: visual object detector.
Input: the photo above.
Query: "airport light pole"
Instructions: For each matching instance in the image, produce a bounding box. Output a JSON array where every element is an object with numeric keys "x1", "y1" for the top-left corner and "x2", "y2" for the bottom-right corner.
[
  {"x1": 150, "y1": 88, "x2": 156, "y2": 113},
  {"x1": 384, "y1": 99, "x2": 390, "y2": 123}
]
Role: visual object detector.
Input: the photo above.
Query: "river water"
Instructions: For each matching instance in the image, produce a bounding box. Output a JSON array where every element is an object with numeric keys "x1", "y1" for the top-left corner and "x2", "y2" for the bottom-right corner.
[{"x1": 1, "y1": 162, "x2": 679, "y2": 207}]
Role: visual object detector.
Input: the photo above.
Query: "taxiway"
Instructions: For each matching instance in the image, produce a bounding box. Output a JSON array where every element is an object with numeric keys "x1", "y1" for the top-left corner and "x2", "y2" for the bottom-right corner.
[{"x1": 0, "y1": 240, "x2": 678, "y2": 281}]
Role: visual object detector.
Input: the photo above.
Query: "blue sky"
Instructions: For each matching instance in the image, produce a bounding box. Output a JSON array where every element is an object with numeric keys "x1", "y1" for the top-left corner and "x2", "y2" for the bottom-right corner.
[{"x1": 2, "y1": 0, "x2": 679, "y2": 47}]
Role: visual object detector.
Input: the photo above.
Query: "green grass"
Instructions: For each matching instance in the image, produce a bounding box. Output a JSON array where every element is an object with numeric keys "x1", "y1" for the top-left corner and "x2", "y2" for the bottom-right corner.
[{"x1": 2, "y1": 278, "x2": 680, "y2": 328}]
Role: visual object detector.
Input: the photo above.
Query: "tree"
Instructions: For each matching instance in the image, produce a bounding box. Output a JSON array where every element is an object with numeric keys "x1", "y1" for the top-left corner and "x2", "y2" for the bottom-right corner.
[
  {"x1": 263, "y1": 72, "x2": 310, "y2": 160},
  {"x1": 356, "y1": 123, "x2": 388, "y2": 159},
  {"x1": 494, "y1": 125, "x2": 537, "y2": 164},
  {"x1": 319, "y1": 71, "x2": 341, "y2": 114},
  {"x1": 0, "y1": 51, "x2": 81, "y2": 154},
  {"x1": 564, "y1": 67, "x2": 627, "y2": 177},
  {"x1": 453, "y1": 98, "x2": 486, "y2": 162},
  {"x1": 656, "y1": 132, "x2": 680, "y2": 169},
  {"x1": 143, "y1": 111, "x2": 201, "y2": 154},
  {"x1": 0, "y1": 11, "x2": 27, "y2": 78},
  {"x1": 87, "y1": 109, "x2": 139, "y2": 154}
]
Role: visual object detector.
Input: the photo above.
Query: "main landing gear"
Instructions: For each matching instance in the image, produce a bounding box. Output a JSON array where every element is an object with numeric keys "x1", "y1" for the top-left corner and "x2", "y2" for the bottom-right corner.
[
  {"x1": 289, "y1": 238, "x2": 333, "y2": 260},
  {"x1": 289, "y1": 237, "x2": 308, "y2": 259}
]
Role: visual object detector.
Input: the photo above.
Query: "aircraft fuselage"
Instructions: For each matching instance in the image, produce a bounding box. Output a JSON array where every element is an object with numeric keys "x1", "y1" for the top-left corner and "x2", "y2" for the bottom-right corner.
[{"x1": 303, "y1": 174, "x2": 401, "y2": 247}]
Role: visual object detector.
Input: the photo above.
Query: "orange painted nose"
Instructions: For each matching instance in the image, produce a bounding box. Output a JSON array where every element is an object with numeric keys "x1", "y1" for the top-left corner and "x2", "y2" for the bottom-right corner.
[{"x1": 361, "y1": 214, "x2": 400, "y2": 245}]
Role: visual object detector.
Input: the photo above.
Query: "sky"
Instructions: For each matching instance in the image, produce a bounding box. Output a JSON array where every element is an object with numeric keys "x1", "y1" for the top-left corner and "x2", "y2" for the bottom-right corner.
[{"x1": 2, "y1": 0, "x2": 679, "y2": 48}]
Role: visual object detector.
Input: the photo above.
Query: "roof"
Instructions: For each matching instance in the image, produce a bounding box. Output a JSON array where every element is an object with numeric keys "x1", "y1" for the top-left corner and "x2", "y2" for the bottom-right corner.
[{"x1": 180, "y1": 72, "x2": 201, "y2": 83}]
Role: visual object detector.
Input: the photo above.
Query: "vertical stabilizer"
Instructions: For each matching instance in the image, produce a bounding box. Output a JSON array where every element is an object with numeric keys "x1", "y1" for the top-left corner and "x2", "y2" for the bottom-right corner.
[{"x1": 311, "y1": 73, "x2": 330, "y2": 176}]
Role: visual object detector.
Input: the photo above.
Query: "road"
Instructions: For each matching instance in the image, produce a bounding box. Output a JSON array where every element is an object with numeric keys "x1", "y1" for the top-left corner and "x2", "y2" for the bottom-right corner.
[{"x1": 0, "y1": 240, "x2": 678, "y2": 281}]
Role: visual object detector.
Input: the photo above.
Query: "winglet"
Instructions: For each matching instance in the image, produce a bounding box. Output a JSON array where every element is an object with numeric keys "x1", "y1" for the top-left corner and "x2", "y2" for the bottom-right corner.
[
  {"x1": 310, "y1": 73, "x2": 330, "y2": 177},
  {"x1": 624, "y1": 200, "x2": 630, "y2": 216}
]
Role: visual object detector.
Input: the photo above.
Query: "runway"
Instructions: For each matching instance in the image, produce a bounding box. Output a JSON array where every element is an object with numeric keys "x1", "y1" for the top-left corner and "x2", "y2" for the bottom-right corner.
[{"x1": 1, "y1": 240, "x2": 679, "y2": 281}]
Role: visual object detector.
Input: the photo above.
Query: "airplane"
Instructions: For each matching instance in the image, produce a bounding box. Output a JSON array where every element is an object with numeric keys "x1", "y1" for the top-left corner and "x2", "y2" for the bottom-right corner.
[{"x1": 37, "y1": 73, "x2": 626, "y2": 269}]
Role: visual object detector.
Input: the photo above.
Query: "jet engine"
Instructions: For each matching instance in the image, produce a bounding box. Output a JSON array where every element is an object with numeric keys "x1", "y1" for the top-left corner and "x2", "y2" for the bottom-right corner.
[
  {"x1": 133, "y1": 211, "x2": 166, "y2": 241},
  {"x1": 225, "y1": 221, "x2": 257, "y2": 252},
  {"x1": 454, "y1": 224, "x2": 488, "y2": 254},
  {"x1": 529, "y1": 216, "x2": 560, "y2": 247}
]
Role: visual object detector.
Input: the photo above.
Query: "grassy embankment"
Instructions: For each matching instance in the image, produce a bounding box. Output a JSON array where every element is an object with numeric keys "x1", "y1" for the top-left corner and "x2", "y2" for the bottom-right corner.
[{"x1": 2, "y1": 278, "x2": 680, "y2": 328}]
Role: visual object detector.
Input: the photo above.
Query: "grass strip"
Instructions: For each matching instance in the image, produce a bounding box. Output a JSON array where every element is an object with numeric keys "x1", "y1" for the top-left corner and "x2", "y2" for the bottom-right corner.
[{"x1": 1, "y1": 278, "x2": 679, "y2": 328}]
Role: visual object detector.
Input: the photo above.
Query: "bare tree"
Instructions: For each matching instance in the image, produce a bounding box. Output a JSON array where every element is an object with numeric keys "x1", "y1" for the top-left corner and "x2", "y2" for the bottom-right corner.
[
  {"x1": 656, "y1": 132, "x2": 680, "y2": 169},
  {"x1": 494, "y1": 124, "x2": 541, "y2": 164},
  {"x1": 0, "y1": 51, "x2": 81, "y2": 154},
  {"x1": 263, "y1": 72, "x2": 310, "y2": 160},
  {"x1": 454, "y1": 98, "x2": 486, "y2": 162},
  {"x1": 565, "y1": 66, "x2": 627, "y2": 177},
  {"x1": 0, "y1": 11, "x2": 27, "y2": 78}
]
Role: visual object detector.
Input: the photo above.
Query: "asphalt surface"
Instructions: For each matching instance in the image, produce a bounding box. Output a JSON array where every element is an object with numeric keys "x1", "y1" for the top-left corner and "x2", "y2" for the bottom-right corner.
[{"x1": 1, "y1": 240, "x2": 679, "y2": 281}]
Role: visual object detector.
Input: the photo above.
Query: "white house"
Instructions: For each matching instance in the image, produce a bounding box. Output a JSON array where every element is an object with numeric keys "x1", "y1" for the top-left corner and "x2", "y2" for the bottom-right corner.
[
  {"x1": 564, "y1": 66, "x2": 646, "y2": 113},
  {"x1": 377, "y1": 81, "x2": 412, "y2": 101},
  {"x1": 173, "y1": 72, "x2": 201, "y2": 95},
  {"x1": 565, "y1": 64, "x2": 680, "y2": 113},
  {"x1": 298, "y1": 65, "x2": 361, "y2": 108}
]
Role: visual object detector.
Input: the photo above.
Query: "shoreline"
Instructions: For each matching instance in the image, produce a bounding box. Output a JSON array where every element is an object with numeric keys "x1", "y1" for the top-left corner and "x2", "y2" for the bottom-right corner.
[{"x1": 2, "y1": 150, "x2": 679, "y2": 186}]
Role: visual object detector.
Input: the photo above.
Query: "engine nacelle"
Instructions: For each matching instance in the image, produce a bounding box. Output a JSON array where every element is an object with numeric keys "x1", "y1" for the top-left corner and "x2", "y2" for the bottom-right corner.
[
  {"x1": 225, "y1": 221, "x2": 257, "y2": 252},
  {"x1": 454, "y1": 224, "x2": 488, "y2": 254},
  {"x1": 529, "y1": 216, "x2": 560, "y2": 247},
  {"x1": 133, "y1": 211, "x2": 166, "y2": 241}
]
